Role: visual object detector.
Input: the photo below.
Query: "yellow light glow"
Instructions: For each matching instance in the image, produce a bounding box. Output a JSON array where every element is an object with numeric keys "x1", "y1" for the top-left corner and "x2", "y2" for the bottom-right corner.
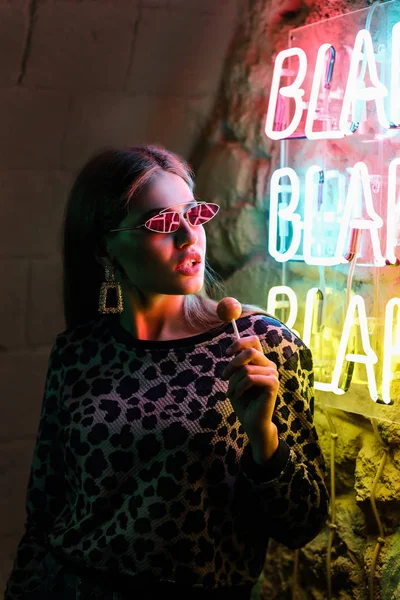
[
  {"x1": 302, "y1": 287, "x2": 323, "y2": 346},
  {"x1": 326, "y1": 295, "x2": 378, "y2": 400},
  {"x1": 382, "y1": 298, "x2": 400, "y2": 404},
  {"x1": 267, "y1": 285, "x2": 298, "y2": 330}
]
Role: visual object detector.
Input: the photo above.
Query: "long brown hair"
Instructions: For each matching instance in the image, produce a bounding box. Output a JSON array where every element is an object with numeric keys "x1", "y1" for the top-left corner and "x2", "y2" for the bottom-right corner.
[{"x1": 63, "y1": 144, "x2": 268, "y2": 330}]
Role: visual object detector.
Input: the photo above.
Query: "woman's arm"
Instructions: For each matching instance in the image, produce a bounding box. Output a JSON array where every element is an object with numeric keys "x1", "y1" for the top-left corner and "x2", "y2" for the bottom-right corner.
[
  {"x1": 242, "y1": 345, "x2": 329, "y2": 549},
  {"x1": 5, "y1": 341, "x2": 66, "y2": 599}
]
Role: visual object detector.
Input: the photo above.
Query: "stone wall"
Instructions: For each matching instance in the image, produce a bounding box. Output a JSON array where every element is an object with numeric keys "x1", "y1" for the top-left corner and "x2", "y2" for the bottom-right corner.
[
  {"x1": 0, "y1": 0, "x2": 242, "y2": 590},
  {"x1": 190, "y1": 0, "x2": 400, "y2": 598}
]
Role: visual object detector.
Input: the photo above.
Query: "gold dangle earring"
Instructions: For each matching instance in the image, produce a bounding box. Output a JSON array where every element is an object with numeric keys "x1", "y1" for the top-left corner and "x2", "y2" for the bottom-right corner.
[{"x1": 98, "y1": 265, "x2": 124, "y2": 314}]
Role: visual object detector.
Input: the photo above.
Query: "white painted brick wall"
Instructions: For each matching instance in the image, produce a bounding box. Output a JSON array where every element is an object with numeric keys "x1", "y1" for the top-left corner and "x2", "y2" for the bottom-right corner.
[
  {"x1": 28, "y1": 257, "x2": 65, "y2": 346},
  {"x1": 0, "y1": 439, "x2": 37, "y2": 594},
  {"x1": 0, "y1": 260, "x2": 29, "y2": 349},
  {"x1": 62, "y1": 92, "x2": 216, "y2": 169},
  {"x1": 0, "y1": 0, "x2": 26, "y2": 86},
  {"x1": 23, "y1": 1, "x2": 141, "y2": 91},
  {"x1": 0, "y1": 89, "x2": 69, "y2": 168},
  {"x1": 0, "y1": 351, "x2": 51, "y2": 439},
  {"x1": 126, "y1": 8, "x2": 239, "y2": 95},
  {"x1": 61, "y1": 92, "x2": 153, "y2": 169},
  {"x1": 0, "y1": 170, "x2": 72, "y2": 256}
]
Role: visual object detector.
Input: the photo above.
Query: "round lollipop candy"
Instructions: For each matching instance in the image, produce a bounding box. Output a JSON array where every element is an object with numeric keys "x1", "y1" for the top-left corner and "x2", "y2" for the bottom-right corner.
[{"x1": 217, "y1": 297, "x2": 242, "y2": 339}]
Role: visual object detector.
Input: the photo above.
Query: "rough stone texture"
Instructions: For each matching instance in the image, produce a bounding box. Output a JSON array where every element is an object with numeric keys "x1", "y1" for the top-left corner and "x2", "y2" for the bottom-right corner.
[
  {"x1": 195, "y1": 143, "x2": 268, "y2": 211},
  {"x1": 260, "y1": 495, "x2": 369, "y2": 599},
  {"x1": 223, "y1": 256, "x2": 282, "y2": 309},
  {"x1": 314, "y1": 409, "x2": 365, "y2": 496},
  {"x1": 381, "y1": 529, "x2": 400, "y2": 600},
  {"x1": 252, "y1": 409, "x2": 373, "y2": 599},
  {"x1": 205, "y1": 203, "x2": 269, "y2": 275}
]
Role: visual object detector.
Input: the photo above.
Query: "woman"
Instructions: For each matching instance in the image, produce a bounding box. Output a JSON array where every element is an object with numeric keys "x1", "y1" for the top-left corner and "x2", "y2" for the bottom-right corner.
[{"x1": 5, "y1": 145, "x2": 328, "y2": 600}]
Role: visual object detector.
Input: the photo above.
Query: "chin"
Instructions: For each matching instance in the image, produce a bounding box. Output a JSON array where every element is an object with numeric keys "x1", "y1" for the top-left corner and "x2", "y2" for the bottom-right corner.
[
  {"x1": 181, "y1": 284, "x2": 204, "y2": 295},
  {"x1": 178, "y1": 276, "x2": 204, "y2": 295}
]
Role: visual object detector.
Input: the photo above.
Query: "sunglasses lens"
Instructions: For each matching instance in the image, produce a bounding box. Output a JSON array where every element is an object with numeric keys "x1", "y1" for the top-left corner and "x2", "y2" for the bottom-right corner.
[
  {"x1": 187, "y1": 203, "x2": 220, "y2": 226},
  {"x1": 146, "y1": 212, "x2": 180, "y2": 233},
  {"x1": 146, "y1": 203, "x2": 220, "y2": 233}
]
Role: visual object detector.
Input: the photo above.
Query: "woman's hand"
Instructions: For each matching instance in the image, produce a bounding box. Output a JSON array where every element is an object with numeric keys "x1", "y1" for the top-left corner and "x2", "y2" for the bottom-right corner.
[{"x1": 222, "y1": 335, "x2": 280, "y2": 464}]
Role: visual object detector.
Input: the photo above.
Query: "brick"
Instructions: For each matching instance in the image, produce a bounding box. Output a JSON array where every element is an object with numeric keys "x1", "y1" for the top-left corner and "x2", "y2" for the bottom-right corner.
[
  {"x1": 140, "y1": 0, "x2": 168, "y2": 6},
  {"x1": 0, "y1": 170, "x2": 73, "y2": 256},
  {"x1": 62, "y1": 92, "x2": 215, "y2": 169},
  {"x1": 168, "y1": 0, "x2": 240, "y2": 14},
  {"x1": 145, "y1": 94, "x2": 215, "y2": 158},
  {"x1": 126, "y1": 8, "x2": 238, "y2": 95},
  {"x1": 0, "y1": 350, "x2": 51, "y2": 439},
  {"x1": 28, "y1": 257, "x2": 65, "y2": 346},
  {"x1": 0, "y1": 554, "x2": 15, "y2": 596},
  {"x1": 0, "y1": 260, "x2": 29, "y2": 350},
  {"x1": 0, "y1": 439, "x2": 35, "y2": 548},
  {"x1": 61, "y1": 93, "x2": 160, "y2": 169},
  {"x1": 0, "y1": 0, "x2": 26, "y2": 87},
  {"x1": 23, "y1": 0, "x2": 140, "y2": 91},
  {"x1": 0, "y1": 441, "x2": 32, "y2": 590},
  {"x1": 0, "y1": 89, "x2": 69, "y2": 169}
]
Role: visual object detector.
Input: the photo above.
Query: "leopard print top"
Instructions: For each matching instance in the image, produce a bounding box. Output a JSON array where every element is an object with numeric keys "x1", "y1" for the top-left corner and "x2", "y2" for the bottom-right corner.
[{"x1": 5, "y1": 313, "x2": 328, "y2": 598}]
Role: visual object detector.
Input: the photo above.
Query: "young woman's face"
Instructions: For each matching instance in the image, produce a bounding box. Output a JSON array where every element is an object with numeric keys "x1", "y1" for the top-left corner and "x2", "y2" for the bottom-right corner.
[{"x1": 105, "y1": 171, "x2": 207, "y2": 299}]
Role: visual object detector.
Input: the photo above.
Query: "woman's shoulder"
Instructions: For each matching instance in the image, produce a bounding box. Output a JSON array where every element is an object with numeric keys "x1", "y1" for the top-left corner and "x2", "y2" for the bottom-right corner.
[
  {"x1": 52, "y1": 317, "x2": 108, "y2": 351},
  {"x1": 238, "y1": 310, "x2": 308, "y2": 366},
  {"x1": 239, "y1": 308, "x2": 297, "y2": 334}
]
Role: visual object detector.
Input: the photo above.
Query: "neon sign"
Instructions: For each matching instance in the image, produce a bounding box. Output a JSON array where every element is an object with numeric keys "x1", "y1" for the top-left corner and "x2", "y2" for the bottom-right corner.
[
  {"x1": 265, "y1": 23, "x2": 400, "y2": 140},
  {"x1": 265, "y1": 1, "x2": 400, "y2": 421},
  {"x1": 269, "y1": 160, "x2": 400, "y2": 266},
  {"x1": 267, "y1": 285, "x2": 400, "y2": 406}
]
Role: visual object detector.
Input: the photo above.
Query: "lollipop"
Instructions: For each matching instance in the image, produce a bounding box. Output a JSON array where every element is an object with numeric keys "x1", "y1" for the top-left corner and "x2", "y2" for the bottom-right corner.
[{"x1": 217, "y1": 297, "x2": 242, "y2": 339}]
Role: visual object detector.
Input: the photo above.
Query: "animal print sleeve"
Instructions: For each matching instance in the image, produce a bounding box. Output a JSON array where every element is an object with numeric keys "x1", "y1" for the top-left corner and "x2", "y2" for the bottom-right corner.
[
  {"x1": 242, "y1": 346, "x2": 329, "y2": 550},
  {"x1": 4, "y1": 342, "x2": 66, "y2": 599}
]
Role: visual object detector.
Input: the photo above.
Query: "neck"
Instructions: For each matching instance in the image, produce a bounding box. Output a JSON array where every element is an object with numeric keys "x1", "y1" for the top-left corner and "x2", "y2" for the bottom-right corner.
[{"x1": 119, "y1": 292, "x2": 193, "y2": 341}]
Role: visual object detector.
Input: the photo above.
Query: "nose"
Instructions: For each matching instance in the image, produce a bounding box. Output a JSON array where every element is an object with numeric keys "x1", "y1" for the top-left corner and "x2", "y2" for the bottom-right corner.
[{"x1": 174, "y1": 213, "x2": 199, "y2": 246}]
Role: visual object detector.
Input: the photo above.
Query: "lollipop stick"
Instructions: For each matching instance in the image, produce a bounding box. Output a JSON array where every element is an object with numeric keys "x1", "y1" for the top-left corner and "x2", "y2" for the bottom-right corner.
[
  {"x1": 217, "y1": 297, "x2": 243, "y2": 340},
  {"x1": 231, "y1": 319, "x2": 241, "y2": 340}
]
